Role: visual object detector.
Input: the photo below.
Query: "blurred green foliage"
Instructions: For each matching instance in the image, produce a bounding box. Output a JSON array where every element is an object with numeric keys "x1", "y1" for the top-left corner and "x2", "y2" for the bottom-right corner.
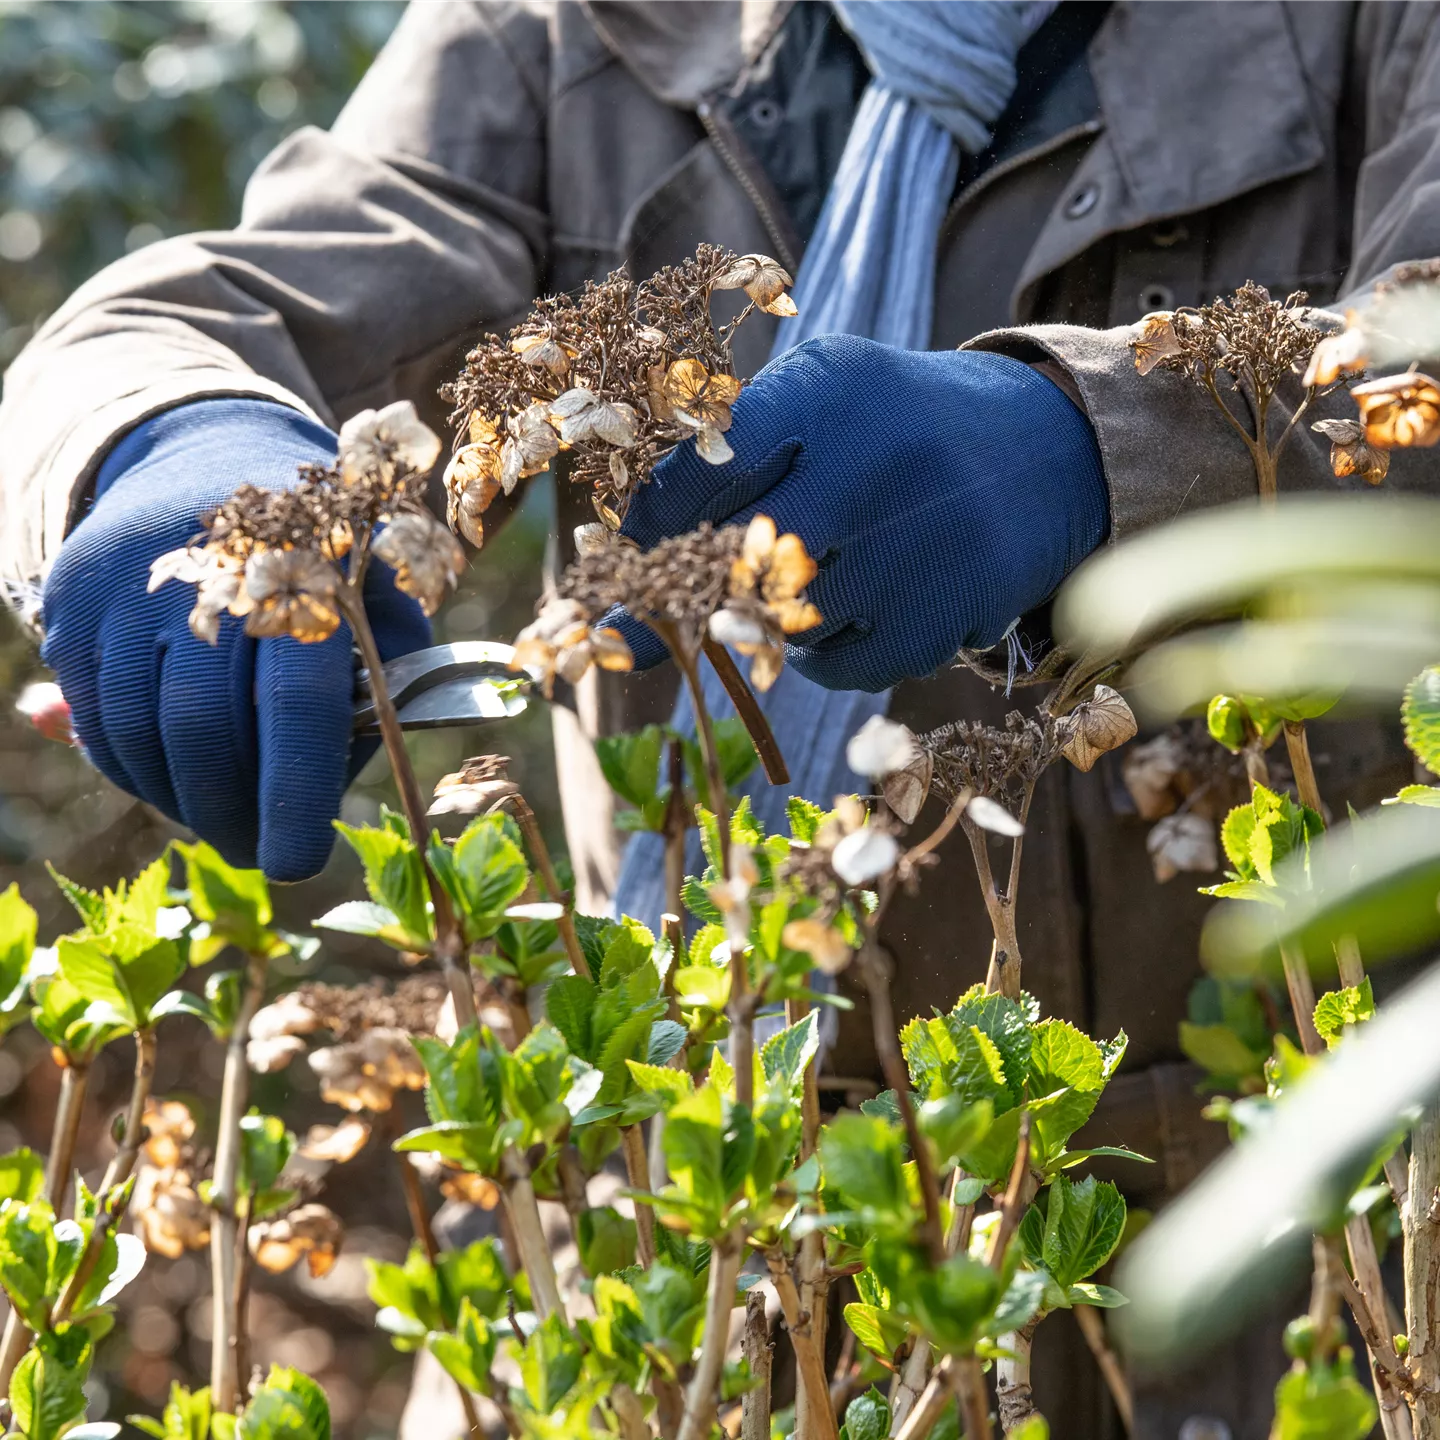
[{"x1": 0, "y1": 0, "x2": 402, "y2": 367}]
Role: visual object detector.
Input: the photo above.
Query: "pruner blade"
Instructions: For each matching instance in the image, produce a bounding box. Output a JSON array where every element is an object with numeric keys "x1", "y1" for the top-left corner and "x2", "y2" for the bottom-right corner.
[{"x1": 353, "y1": 641, "x2": 570, "y2": 734}]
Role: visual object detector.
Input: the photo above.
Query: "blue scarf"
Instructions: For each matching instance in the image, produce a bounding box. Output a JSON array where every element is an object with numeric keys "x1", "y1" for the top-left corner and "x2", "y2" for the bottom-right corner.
[{"x1": 613, "y1": 0, "x2": 1056, "y2": 928}]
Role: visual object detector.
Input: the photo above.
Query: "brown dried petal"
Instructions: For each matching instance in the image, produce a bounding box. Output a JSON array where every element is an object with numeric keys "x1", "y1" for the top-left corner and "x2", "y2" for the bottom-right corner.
[
  {"x1": 337, "y1": 400, "x2": 441, "y2": 486},
  {"x1": 250, "y1": 993, "x2": 321, "y2": 1043},
  {"x1": 1302, "y1": 318, "x2": 1368, "y2": 387},
  {"x1": 298, "y1": 1118, "x2": 371, "y2": 1164},
  {"x1": 511, "y1": 333, "x2": 573, "y2": 380},
  {"x1": 663, "y1": 359, "x2": 741, "y2": 431},
  {"x1": 1313, "y1": 418, "x2": 1391, "y2": 485},
  {"x1": 440, "y1": 1171, "x2": 502, "y2": 1208},
  {"x1": 250, "y1": 1203, "x2": 344, "y2": 1278},
  {"x1": 141, "y1": 1100, "x2": 195, "y2": 1170},
  {"x1": 134, "y1": 1165, "x2": 210, "y2": 1258},
  {"x1": 500, "y1": 402, "x2": 560, "y2": 494},
  {"x1": 589, "y1": 626, "x2": 635, "y2": 672},
  {"x1": 1147, "y1": 811, "x2": 1218, "y2": 883},
  {"x1": 248, "y1": 1034, "x2": 308, "y2": 1074},
  {"x1": 1122, "y1": 734, "x2": 1185, "y2": 821},
  {"x1": 242, "y1": 549, "x2": 342, "y2": 644},
  {"x1": 373, "y1": 510, "x2": 466, "y2": 617},
  {"x1": 781, "y1": 918, "x2": 852, "y2": 976},
  {"x1": 748, "y1": 640, "x2": 785, "y2": 693},
  {"x1": 1060, "y1": 686, "x2": 1138, "y2": 772},
  {"x1": 715, "y1": 253, "x2": 795, "y2": 311},
  {"x1": 1130, "y1": 312, "x2": 1184, "y2": 376},
  {"x1": 882, "y1": 748, "x2": 934, "y2": 826}
]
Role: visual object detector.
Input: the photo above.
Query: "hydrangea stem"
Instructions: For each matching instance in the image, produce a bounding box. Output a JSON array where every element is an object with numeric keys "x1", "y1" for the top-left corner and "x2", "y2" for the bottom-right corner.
[
  {"x1": 0, "y1": 1061, "x2": 92, "y2": 1398},
  {"x1": 493, "y1": 793, "x2": 589, "y2": 981},
  {"x1": 500, "y1": 1148, "x2": 564, "y2": 1321},
  {"x1": 338, "y1": 585, "x2": 475, "y2": 1031},
  {"x1": 767, "y1": 1253, "x2": 840, "y2": 1440},
  {"x1": 620, "y1": 1124, "x2": 657, "y2": 1267},
  {"x1": 741, "y1": 1287, "x2": 773, "y2": 1440},
  {"x1": 211, "y1": 954, "x2": 267, "y2": 1413},
  {"x1": 676, "y1": 1236, "x2": 743, "y2": 1440}
]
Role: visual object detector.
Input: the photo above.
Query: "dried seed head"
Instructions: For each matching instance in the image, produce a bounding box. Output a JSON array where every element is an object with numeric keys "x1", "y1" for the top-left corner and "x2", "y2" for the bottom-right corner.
[
  {"x1": 1059, "y1": 685, "x2": 1138, "y2": 772},
  {"x1": 1311, "y1": 417, "x2": 1391, "y2": 485},
  {"x1": 1351, "y1": 371, "x2": 1440, "y2": 449}
]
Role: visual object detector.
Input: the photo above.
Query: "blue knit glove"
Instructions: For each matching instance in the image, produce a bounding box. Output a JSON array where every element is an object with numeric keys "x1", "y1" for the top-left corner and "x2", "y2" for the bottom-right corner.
[
  {"x1": 40, "y1": 399, "x2": 431, "y2": 880},
  {"x1": 621, "y1": 335, "x2": 1109, "y2": 692}
]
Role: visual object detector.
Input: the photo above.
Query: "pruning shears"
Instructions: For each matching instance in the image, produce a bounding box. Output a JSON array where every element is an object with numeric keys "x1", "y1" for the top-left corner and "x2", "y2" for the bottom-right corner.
[{"x1": 352, "y1": 641, "x2": 573, "y2": 735}]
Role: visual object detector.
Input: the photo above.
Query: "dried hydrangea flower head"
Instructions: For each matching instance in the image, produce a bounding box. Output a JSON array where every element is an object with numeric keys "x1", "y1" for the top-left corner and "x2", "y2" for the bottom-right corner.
[
  {"x1": 429, "y1": 754, "x2": 521, "y2": 817},
  {"x1": 517, "y1": 516, "x2": 821, "y2": 695},
  {"x1": 149, "y1": 399, "x2": 462, "y2": 645},
  {"x1": 1128, "y1": 282, "x2": 1322, "y2": 394},
  {"x1": 1351, "y1": 371, "x2": 1440, "y2": 449},
  {"x1": 249, "y1": 1202, "x2": 344, "y2": 1278},
  {"x1": 919, "y1": 711, "x2": 1063, "y2": 811},
  {"x1": 442, "y1": 245, "x2": 795, "y2": 536}
]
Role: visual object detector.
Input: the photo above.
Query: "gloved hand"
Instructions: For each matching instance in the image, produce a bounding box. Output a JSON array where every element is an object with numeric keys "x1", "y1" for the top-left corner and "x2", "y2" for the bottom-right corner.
[
  {"x1": 621, "y1": 334, "x2": 1109, "y2": 692},
  {"x1": 41, "y1": 399, "x2": 431, "y2": 880}
]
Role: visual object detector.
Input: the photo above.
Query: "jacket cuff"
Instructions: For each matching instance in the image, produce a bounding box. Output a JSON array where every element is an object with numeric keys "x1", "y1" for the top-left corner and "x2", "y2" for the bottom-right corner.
[
  {"x1": 963, "y1": 322, "x2": 1264, "y2": 542},
  {"x1": 33, "y1": 369, "x2": 322, "y2": 585}
]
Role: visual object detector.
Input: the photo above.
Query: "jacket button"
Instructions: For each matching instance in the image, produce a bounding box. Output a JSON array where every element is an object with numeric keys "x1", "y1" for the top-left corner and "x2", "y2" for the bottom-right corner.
[
  {"x1": 1064, "y1": 182, "x2": 1100, "y2": 218},
  {"x1": 1139, "y1": 283, "x2": 1176, "y2": 312},
  {"x1": 748, "y1": 98, "x2": 783, "y2": 131},
  {"x1": 1179, "y1": 1418, "x2": 1232, "y2": 1440}
]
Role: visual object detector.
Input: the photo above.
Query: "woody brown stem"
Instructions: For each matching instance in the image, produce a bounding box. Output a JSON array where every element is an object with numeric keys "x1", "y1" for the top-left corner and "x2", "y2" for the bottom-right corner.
[
  {"x1": 395, "y1": 1143, "x2": 485, "y2": 1440},
  {"x1": 42, "y1": 1063, "x2": 88, "y2": 1215},
  {"x1": 211, "y1": 955, "x2": 266, "y2": 1412},
  {"x1": 741, "y1": 1287, "x2": 773, "y2": 1440},
  {"x1": 701, "y1": 636, "x2": 789, "y2": 786},
  {"x1": 857, "y1": 930, "x2": 944, "y2": 1267},
  {"x1": 1406, "y1": 1106, "x2": 1440, "y2": 1438},
  {"x1": 501, "y1": 1147, "x2": 564, "y2": 1321},
  {"x1": 893, "y1": 1359, "x2": 956, "y2": 1440},
  {"x1": 676, "y1": 1236, "x2": 743, "y2": 1440},
  {"x1": 0, "y1": 1061, "x2": 93, "y2": 1395},
  {"x1": 339, "y1": 585, "x2": 474, "y2": 1030},
  {"x1": 768, "y1": 1254, "x2": 840, "y2": 1440},
  {"x1": 1074, "y1": 1307, "x2": 1134, "y2": 1434},
  {"x1": 621, "y1": 1124, "x2": 657, "y2": 1268},
  {"x1": 495, "y1": 792, "x2": 589, "y2": 982}
]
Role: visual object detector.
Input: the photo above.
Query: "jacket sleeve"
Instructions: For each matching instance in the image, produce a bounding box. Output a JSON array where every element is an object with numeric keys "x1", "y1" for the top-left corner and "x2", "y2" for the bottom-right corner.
[
  {"x1": 0, "y1": 0, "x2": 551, "y2": 596},
  {"x1": 962, "y1": 4, "x2": 1440, "y2": 544}
]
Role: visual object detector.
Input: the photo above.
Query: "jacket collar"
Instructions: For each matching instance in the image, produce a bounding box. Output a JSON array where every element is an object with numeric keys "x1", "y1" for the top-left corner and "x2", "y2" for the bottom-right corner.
[
  {"x1": 585, "y1": 1, "x2": 1326, "y2": 240},
  {"x1": 581, "y1": 1, "x2": 795, "y2": 108}
]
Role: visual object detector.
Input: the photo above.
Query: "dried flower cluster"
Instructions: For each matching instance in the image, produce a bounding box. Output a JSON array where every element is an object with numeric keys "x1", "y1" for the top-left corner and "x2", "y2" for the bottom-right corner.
[
  {"x1": 1120, "y1": 722, "x2": 1262, "y2": 883},
  {"x1": 441, "y1": 246, "x2": 794, "y2": 539},
  {"x1": 1130, "y1": 282, "x2": 1323, "y2": 392},
  {"x1": 149, "y1": 401, "x2": 463, "y2": 644},
  {"x1": 248, "y1": 981, "x2": 438, "y2": 1113},
  {"x1": 133, "y1": 1099, "x2": 210, "y2": 1260},
  {"x1": 918, "y1": 712, "x2": 1065, "y2": 811},
  {"x1": 514, "y1": 515, "x2": 820, "y2": 693}
]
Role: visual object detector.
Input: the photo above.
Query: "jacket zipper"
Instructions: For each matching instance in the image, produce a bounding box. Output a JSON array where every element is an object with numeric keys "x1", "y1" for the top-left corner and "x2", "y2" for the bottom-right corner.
[{"x1": 696, "y1": 100, "x2": 800, "y2": 273}]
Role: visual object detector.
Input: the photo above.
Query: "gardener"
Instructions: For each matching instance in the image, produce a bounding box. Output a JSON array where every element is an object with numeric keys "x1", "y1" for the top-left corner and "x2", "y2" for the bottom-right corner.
[{"x1": 5, "y1": 1, "x2": 1439, "y2": 1430}]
